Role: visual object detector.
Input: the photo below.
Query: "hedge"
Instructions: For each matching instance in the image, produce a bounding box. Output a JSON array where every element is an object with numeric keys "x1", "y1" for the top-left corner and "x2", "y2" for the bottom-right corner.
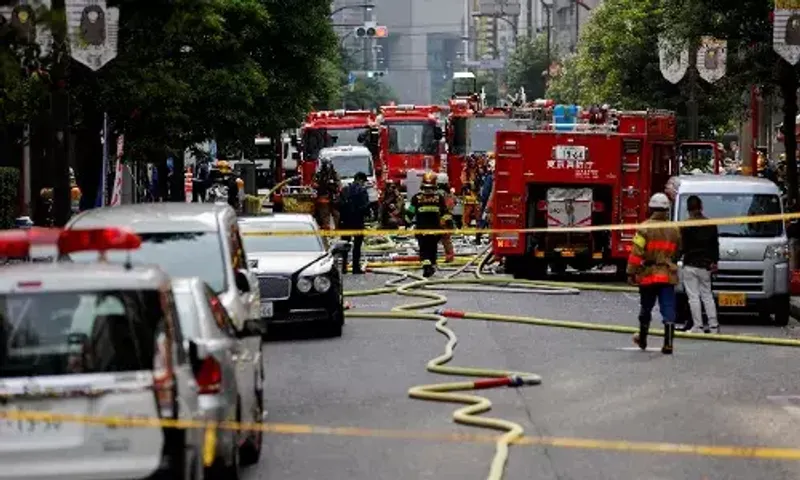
[{"x1": 0, "y1": 167, "x2": 19, "y2": 229}]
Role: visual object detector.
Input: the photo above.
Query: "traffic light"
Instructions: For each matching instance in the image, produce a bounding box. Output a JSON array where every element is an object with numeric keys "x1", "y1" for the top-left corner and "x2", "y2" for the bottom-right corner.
[
  {"x1": 367, "y1": 70, "x2": 387, "y2": 78},
  {"x1": 354, "y1": 23, "x2": 388, "y2": 38}
]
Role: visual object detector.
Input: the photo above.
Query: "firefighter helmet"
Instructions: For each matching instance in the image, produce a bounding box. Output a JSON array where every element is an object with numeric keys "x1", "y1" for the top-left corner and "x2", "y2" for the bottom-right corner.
[
  {"x1": 421, "y1": 171, "x2": 437, "y2": 187},
  {"x1": 216, "y1": 160, "x2": 231, "y2": 173},
  {"x1": 648, "y1": 193, "x2": 670, "y2": 210}
]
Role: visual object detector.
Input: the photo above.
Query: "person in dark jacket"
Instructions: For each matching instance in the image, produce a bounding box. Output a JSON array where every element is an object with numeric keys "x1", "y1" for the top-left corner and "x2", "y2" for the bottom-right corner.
[
  {"x1": 339, "y1": 172, "x2": 370, "y2": 274},
  {"x1": 680, "y1": 195, "x2": 720, "y2": 333}
]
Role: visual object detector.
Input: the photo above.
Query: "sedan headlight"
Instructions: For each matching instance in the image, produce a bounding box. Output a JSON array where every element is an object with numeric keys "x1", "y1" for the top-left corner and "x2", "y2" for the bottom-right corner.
[
  {"x1": 765, "y1": 244, "x2": 790, "y2": 260},
  {"x1": 297, "y1": 277, "x2": 313, "y2": 293},
  {"x1": 313, "y1": 275, "x2": 331, "y2": 293}
]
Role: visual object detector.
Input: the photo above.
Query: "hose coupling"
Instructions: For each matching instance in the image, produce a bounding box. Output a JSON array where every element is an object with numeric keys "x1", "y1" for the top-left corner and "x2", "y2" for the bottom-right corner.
[{"x1": 508, "y1": 375, "x2": 539, "y2": 387}]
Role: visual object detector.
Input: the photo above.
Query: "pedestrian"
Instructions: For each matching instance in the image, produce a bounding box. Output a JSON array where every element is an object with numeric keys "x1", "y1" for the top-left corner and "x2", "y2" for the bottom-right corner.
[
  {"x1": 339, "y1": 172, "x2": 370, "y2": 274},
  {"x1": 679, "y1": 195, "x2": 720, "y2": 333},
  {"x1": 627, "y1": 193, "x2": 682, "y2": 354},
  {"x1": 407, "y1": 171, "x2": 453, "y2": 278}
]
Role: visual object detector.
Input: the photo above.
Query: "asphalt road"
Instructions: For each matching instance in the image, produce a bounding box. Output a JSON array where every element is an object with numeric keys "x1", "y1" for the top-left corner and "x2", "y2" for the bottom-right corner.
[{"x1": 244, "y1": 270, "x2": 800, "y2": 480}]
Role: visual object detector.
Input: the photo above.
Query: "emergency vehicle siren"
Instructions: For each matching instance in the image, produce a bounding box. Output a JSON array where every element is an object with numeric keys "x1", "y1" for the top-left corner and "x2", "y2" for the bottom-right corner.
[{"x1": 0, "y1": 227, "x2": 142, "y2": 266}]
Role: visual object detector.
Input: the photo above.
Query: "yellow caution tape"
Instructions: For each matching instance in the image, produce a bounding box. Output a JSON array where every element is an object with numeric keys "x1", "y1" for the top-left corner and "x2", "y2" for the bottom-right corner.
[{"x1": 241, "y1": 212, "x2": 800, "y2": 237}]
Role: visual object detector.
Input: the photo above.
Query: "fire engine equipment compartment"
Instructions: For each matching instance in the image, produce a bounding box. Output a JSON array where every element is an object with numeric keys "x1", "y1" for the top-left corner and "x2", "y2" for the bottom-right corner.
[
  {"x1": 667, "y1": 175, "x2": 790, "y2": 326},
  {"x1": 492, "y1": 108, "x2": 678, "y2": 279}
]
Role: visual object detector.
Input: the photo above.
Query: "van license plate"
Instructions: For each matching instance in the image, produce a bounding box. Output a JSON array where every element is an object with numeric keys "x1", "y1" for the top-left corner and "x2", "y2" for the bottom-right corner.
[
  {"x1": 718, "y1": 293, "x2": 746, "y2": 307},
  {"x1": 560, "y1": 250, "x2": 575, "y2": 257},
  {"x1": 260, "y1": 302, "x2": 273, "y2": 318}
]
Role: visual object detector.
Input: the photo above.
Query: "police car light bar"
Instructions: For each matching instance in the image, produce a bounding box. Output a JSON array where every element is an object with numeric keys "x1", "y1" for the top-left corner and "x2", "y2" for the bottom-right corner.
[
  {"x1": 0, "y1": 227, "x2": 64, "y2": 258},
  {"x1": 57, "y1": 228, "x2": 142, "y2": 256}
]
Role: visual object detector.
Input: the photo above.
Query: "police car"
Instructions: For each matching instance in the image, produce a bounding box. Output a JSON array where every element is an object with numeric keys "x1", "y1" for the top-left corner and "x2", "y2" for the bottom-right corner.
[{"x1": 0, "y1": 227, "x2": 206, "y2": 480}]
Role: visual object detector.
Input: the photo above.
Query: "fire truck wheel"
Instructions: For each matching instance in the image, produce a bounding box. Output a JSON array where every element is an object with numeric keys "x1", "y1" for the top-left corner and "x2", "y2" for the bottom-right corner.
[
  {"x1": 550, "y1": 262, "x2": 567, "y2": 275},
  {"x1": 612, "y1": 261, "x2": 628, "y2": 282},
  {"x1": 511, "y1": 257, "x2": 547, "y2": 280}
]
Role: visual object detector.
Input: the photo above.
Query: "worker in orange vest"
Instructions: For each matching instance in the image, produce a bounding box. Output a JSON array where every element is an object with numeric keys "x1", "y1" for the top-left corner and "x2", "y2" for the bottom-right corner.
[{"x1": 627, "y1": 193, "x2": 682, "y2": 354}]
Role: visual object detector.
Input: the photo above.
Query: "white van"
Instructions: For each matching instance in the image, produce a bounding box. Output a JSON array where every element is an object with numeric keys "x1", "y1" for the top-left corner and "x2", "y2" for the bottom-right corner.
[
  {"x1": 668, "y1": 175, "x2": 790, "y2": 326},
  {"x1": 318, "y1": 146, "x2": 379, "y2": 205}
]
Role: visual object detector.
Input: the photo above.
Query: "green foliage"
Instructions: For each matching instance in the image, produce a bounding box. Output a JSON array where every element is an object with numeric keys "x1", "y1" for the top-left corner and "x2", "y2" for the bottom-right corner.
[
  {"x1": 0, "y1": 168, "x2": 20, "y2": 229},
  {"x1": 333, "y1": 48, "x2": 398, "y2": 110},
  {"x1": 1, "y1": 0, "x2": 341, "y2": 161},
  {"x1": 506, "y1": 35, "x2": 549, "y2": 99},
  {"x1": 545, "y1": 0, "x2": 744, "y2": 138}
]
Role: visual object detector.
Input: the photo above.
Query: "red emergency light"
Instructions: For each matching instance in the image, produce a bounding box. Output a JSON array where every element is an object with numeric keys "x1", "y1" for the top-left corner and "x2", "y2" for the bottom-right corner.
[
  {"x1": 57, "y1": 227, "x2": 142, "y2": 255},
  {"x1": 0, "y1": 227, "x2": 141, "y2": 259}
]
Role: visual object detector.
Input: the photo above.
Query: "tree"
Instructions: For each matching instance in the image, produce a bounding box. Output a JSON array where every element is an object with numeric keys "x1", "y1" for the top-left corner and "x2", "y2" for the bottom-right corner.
[
  {"x1": 334, "y1": 48, "x2": 397, "y2": 110},
  {"x1": 506, "y1": 34, "x2": 548, "y2": 99},
  {"x1": 545, "y1": 0, "x2": 743, "y2": 138}
]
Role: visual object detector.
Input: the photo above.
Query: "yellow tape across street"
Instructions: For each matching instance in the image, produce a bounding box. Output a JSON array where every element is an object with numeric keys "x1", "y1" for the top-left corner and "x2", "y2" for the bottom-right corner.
[
  {"x1": 3, "y1": 409, "x2": 800, "y2": 461},
  {"x1": 241, "y1": 212, "x2": 800, "y2": 237}
]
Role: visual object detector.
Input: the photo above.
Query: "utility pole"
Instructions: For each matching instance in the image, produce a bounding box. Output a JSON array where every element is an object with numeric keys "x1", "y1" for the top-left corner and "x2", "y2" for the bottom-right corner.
[
  {"x1": 51, "y1": 0, "x2": 71, "y2": 226},
  {"x1": 527, "y1": 0, "x2": 533, "y2": 37},
  {"x1": 492, "y1": 15, "x2": 499, "y2": 59},
  {"x1": 686, "y1": 45, "x2": 699, "y2": 140}
]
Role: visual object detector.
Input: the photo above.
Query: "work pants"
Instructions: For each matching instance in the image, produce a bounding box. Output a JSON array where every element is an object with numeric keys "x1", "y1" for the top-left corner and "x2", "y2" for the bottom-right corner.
[
  {"x1": 341, "y1": 235, "x2": 364, "y2": 273},
  {"x1": 441, "y1": 234, "x2": 454, "y2": 261},
  {"x1": 463, "y1": 203, "x2": 479, "y2": 227},
  {"x1": 682, "y1": 265, "x2": 718, "y2": 330},
  {"x1": 316, "y1": 202, "x2": 332, "y2": 229},
  {"x1": 639, "y1": 284, "x2": 676, "y2": 325},
  {"x1": 417, "y1": 234, "x2": 441, "y2": 266}
]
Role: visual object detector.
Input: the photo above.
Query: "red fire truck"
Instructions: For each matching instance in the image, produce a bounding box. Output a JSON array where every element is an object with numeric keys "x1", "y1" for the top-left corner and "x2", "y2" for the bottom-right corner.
[
  {"x1": 295, "y1": 109, "x2": 378, "y2": 184},
  {"x1": 492, "y1": 106, "x2": 678, "y2": 279},
  {"x1": 378, "y1": 104, "x2": 444, "y2": 186}
]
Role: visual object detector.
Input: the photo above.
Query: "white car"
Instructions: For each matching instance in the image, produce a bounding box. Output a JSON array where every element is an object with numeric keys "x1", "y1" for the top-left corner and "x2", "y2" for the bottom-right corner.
[
  {"x1": 172, "y1": 277, "x2": 264, "y2": 478},
  {"x1": 319, "y1": 145, "x2": 380, "y2": 204},
  {"x1": 65, "y1": 203, "x2": 262, "y2": 333},
  {"x1": 0, "y1": 227, "x2": 205, "y2": 479}
]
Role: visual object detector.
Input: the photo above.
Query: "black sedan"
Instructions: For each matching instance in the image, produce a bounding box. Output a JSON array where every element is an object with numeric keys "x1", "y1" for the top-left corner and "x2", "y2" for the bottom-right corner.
[{"x1": 238, "y1": 214, "x2": 348, "y2": 337}]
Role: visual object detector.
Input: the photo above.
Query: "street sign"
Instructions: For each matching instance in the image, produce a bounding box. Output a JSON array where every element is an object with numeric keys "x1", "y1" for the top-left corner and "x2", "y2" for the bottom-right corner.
[
  {"x1": 462, "y1": 58, "x2": 505, "y2": 70},
  {"x1": 478, "y1": 0, "x2": 521, "y2": 16},
  {"x1": 65, "y1": 0, "x2": 120, "y2": 71}
]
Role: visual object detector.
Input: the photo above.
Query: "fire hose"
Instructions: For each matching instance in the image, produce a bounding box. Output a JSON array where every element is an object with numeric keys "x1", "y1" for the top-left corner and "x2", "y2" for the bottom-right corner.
[{"x1": 343, "y1": 249, "x2": 800, "y2": 480}]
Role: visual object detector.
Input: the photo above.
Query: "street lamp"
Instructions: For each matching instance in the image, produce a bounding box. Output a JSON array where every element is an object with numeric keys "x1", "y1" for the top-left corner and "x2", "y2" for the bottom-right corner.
[{"x1": 329, "y1": 3, "x2": 374, "y2": 18}]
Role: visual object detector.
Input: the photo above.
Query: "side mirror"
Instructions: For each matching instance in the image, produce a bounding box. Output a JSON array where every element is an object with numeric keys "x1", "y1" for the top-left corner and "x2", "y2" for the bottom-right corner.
[
  {"x1": 434, "y1": 126, "x2": 443, "y2": 140},
  {"x1": 234, "y1": 269, "x2": 251, "y2": 293},
  {"x1": 237, "y1": 319, "x2": 266, "y2": 338},
  {"x1": 331, "y1": 240, "x2": 351, "y2": 255},
  {"x1": 290, "y1": 134, "x2": 298, "y2": 146}
]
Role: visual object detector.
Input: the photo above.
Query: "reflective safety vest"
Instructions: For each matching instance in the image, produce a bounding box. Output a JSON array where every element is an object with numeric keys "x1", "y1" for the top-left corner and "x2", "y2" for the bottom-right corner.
[
  {"x1": 626, "y1": 216, "x2": 682, "y2": 286},
  {"x1": 407, "y1": 192, "x2": 452, "y2": 230}
]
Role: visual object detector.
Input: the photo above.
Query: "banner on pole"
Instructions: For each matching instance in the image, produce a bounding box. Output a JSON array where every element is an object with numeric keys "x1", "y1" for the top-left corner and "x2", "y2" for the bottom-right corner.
[
  {"x1": 0, "y1": 1, "x2": 53, "y2": 58},
  {"x1": 65, "y1": 0, "x2": 119, "y2": 71},
  {"x1": 696, "y1": 36, "x2": 727, "y2": 83},
  {"x1": 658, "y1": 36, "x2": 689, "y2": 84},
  {"x1": 774, "y1": 0, "x2": 800, "y2": 65}
]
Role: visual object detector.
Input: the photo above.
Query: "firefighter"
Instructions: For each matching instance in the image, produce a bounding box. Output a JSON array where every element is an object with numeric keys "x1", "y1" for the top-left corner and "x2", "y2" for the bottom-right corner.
[
  {"x1": 436, "y1": 173, "x2": 455, "y2": 262},
  {"x1": 380, "y1": 180, "x2": 404, "y2": 229},
  {"x1": 627, "y1": 193, "x2": 682, "y2": 355},
  {"x1": 406, "y1": 171, "x2": 453, "y2": 278},
  {"x1": 312, "y1": 159, "x2": 341, "y2": 230}
]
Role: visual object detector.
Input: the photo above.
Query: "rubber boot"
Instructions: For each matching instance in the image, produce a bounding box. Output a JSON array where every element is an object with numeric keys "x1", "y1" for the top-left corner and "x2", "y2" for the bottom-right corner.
[
  {"x1": 632, "y1": 322, "x2": 649, "y2": 350},
  {"x1": 662, "y1": 324, "x2": 674, "y2": 355},
  {"x1": 422, "y1": 261, "x2": 434, "y2": 278}
]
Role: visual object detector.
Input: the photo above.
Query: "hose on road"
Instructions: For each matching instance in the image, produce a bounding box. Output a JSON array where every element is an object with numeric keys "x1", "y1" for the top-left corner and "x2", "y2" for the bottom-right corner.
[{"x1": 343, "y1": 247, "x2": 800, "y2": 480}]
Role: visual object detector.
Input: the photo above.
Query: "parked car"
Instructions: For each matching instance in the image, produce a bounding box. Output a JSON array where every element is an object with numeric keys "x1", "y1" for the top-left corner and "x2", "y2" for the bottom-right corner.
[
  {"x1": 238, "y1": 213, "x2": 348, "y2": 337},
  {"x1": 64, "y1": 203, "x2": 262, "y2": 332},
  {"x1": 0, "y1": 227, "x2": 204, "y2": 480}
]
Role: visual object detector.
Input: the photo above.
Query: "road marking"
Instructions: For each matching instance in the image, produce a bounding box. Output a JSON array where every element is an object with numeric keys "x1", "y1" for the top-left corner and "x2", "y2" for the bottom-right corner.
[
  {"x1": 768, "y1": 396, "x2": 800, "y2": 418},
  {"x1": 263, "y1": 423, "x2": 800, "y2": 460}
]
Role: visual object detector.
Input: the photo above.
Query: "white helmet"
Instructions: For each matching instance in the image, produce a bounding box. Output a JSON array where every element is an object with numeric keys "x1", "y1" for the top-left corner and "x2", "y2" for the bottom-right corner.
[{"x1": 648, "y1": 193, "x2": 670, "y2": 210}]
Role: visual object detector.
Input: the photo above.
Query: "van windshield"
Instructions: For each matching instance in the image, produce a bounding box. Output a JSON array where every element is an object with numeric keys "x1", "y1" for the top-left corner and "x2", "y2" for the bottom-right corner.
[{"x1": 677, "y1": 193, "x2": 783, "y2": 237}]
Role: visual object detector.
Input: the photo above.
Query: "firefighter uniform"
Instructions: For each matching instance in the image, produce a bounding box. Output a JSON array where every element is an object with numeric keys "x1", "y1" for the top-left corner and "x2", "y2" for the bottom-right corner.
[
  {"x1": 313, "y1": 160, "x2": 341, "y2": 230},
  {"x1": 407, "y1": 172, "x2": 453, "y2": 277},
  {"x1": 626, "y1": 193, "x2": 682, "y2": 354},
  {"x1": 437, "y1": 174, "x2": 455, "y2": 262},
  {"x1": 380, "y1": 180, "x2": 404, "y2": 229}
]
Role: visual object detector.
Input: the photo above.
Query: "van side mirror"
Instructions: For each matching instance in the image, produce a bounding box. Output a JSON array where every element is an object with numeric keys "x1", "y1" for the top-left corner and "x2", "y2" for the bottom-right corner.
[
  {"x1": 234, "y1": 269, "x2": 251, "y2": 293},
  {"x1": 290, "y1": 134, "x2": 298, "y2": 147},
  {"x1": 331, "y1": 240, "x2": 351, "y2": 255},
  {"x1": 434, "y1": 126, "x2": 443, "y2": 140}
]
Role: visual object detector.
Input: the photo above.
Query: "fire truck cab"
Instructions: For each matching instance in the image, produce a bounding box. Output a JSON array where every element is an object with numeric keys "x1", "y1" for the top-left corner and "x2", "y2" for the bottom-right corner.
[
  {"x1": 378, "y1": 104, "x2": 444, "y2": 187},
  {"x1": 492, "y1": 106, "x2": 679, "y2": 279},
  {"x1": 296, "y1": 110, "x2": 379, "y2": 185}
]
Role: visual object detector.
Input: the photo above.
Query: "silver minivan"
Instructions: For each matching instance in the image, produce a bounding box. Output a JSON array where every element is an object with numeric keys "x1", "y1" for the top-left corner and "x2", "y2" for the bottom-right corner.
[{"x1": 669, "y1": 175, "x2": 790, "y2": 325}]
